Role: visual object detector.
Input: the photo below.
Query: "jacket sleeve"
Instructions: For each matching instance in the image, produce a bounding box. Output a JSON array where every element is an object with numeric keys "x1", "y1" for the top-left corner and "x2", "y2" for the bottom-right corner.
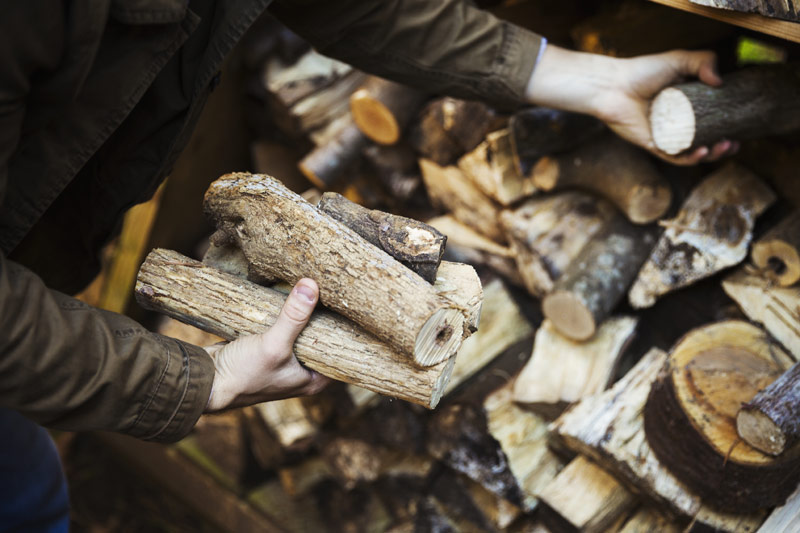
[{"x1": 268, "y1": 0, "x2": 544, "y2": 110}]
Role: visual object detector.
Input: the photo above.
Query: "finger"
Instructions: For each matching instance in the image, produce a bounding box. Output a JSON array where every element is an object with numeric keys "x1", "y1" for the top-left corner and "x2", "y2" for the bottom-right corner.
[
  {"x1": 664, "y1": 145, "x2": 709, "y2": 166},
  {"x1": 706, "y1": 140, "x2": 732, "y2": 161},
  {"x1": 679, "y1": 50, "x2": 722, "y2": 86},
  {"x1": 266, "y1": 278, "x2": 319, "y2": 352}
]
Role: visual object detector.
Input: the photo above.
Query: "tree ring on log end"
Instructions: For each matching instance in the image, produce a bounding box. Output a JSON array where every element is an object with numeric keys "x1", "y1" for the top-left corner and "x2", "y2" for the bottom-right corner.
[
  {"x1": 753, "y1": 239, "x2": 800, "y2": 287},
  {"x1": 351, "y1": 89, "x2": 401, "y2": 145},
  {"x1": 542, "y1": 290, "x2": 596, "y2": 341},
  {"x1": 415, "y1": 307, "x2": 465, "y2": 367},
  {"x1": 650, "y1": 88, "x2": 695, "y2": 155},
  {"x1": 627, "y1": 183, "x2": 672, "y2": 225}
]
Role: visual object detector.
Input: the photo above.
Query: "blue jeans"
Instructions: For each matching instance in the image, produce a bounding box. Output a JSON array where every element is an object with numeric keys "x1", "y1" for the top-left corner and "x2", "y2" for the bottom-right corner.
[{"x1": 0, "y1": 409, "x2": 69, "y2": 533}]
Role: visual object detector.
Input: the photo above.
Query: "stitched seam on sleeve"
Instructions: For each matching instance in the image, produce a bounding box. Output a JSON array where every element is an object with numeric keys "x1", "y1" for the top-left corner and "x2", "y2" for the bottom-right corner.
[
  {"x1": 129, "y1": 335, "x2": 172, "y2": 433},
  {"x1": 142, "y1": 341, "x2": 192, "y2": 441}
]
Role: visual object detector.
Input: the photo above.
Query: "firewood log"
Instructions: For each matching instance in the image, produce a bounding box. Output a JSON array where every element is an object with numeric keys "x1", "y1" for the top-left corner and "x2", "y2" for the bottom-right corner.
[
  {"x1": 537, "y1": 455, "x2": 637, "y2": 533},
  {"x1": 317, "y1": 192, "x2": 446, "y2": 283},
  {"x1": 751, "y1": 209, "x2": 800, "y2": 287},
  {"x1": 298, "y1": 118, "x2": 367, "y2": 189},
  {"x1": 629, "y1": 163, "x2": 775, "y2": 309},
  {"x1": 644, "y1": 320, "x2": 800, "y2": 512},
  {"x1": 249, "y1": 140, "x2": 308, "y2": 194},
  {"x1": 362, "y1": 143, "x2": 422, "y2": 202},
  {"x1": 311, "y1": 481, "x2": 393, "y2": 533},
  {"x1": 248, "y1": 479, "x2": 325, "y2": 532},
  {"x1": 690, "y1": 0, "x2": 800, "y2": 23},
  {"x1": 203, "y1": 240, "x2": 273, "y2": 285},
  {"x1": 430, "y1": 468, "x2": 522, "y2": 531},
  {"x1": 458, "y1": 129, "x2": 536, "y2": 206},
  {"x1": 616, "y1": 508, "x2": 681, "y2": 533},
  {"x1": 135, "y1": 249, "x2": 456, "y2": 408},
  {"x1": 649, "y1": 64, "x2": 800, "y2": 155},
  {"x1": 278, "y1": 456, "x2": 333, "y2": 498},
  {"x1": 531, "y1": 135, "x2": 672, "y2": 224},
  {"x1": 756, "y1": 484, "x2": 800, "y2": 533},
  {"x1": 176, "y1": 412, "x2": 249, "y2": 492},
  {"x1": 254, "y1": 398, "x2": 318, "y2": 451},
  {"x1": 241, "y1": 407, "x2": 285, "y2": 471},
  {"x1": 513, "y1": 317, "x2": 637, "y2": 419},
  {"x1": 543, "y1": 219, "x2": 656, "y2": 341},
  {"x1": 500, "y1": 192, "x2": 619, "y2": 298},
  {"x1": 551, "y1": 347, "x2": 768, "y2": 530},
  {"x1": 204, "y1": 173, "x2": 465, "y2": 367},
  {"x1": 737, "y1": 361, "x2": 800, "y2": 456},
  {"x1": 349, "y1": 76, "x2": 427, "y2": 145},
  {"x1": 321, "y1": 437, "x2": 386, "y2": 489}
]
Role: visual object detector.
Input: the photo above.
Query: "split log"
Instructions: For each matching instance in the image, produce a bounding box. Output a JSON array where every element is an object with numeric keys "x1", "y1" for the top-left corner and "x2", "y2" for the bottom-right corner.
[
  {"x1": 723, "y1": 268, "x2": 800, "y2": 358},
  {"x1": 321, "y1": 437, "x2": 386, "y2": 489},
  {"x1": 500, "y1": 192, "x2": 619, "y2": 298},
  {"x1": 433, "y1": 261, "x2": 483, "y2": 335},
  {"x1": 617, "y1": 508, "x2": 681, "y2": 533},
  {"x1": 349, "y1": 76, "x2": 427, "y2": 145},
  {"x1": 644, "y1": 320, "x2": 800, "y2": 512},
  {"x1": 298, "y1": 118, "x2": 367, "y2": 189},
  {"x1": 513, "y1": 317, "x2": 637, "y2": 419},
  {"x1": 751, "y1": 209, "x2": 800, "y2": 286},
  {"x1": 135, "y1": 249, "x2": 456, "y2": 408},
  {"x1": 756, "y1": 483, "x2": 800, "y2": 533},
  {"x1": 551, "y1": 347, "x2": 768, "y2": 530},
  {"x1": 458, "y1": 129, "x2": 536, "y2": 206},
  {"x1": 418, "y1": 158, "x2": 506, "y2": 243},
  {"x1": 531, "y1": 135, "x2": 672, "y2": 224},
  {"x1": 649, "y1": 63, "x2": 800, "y2": 155},
  {"x1": 737, "y1": 361, "x2": 800, "y2": 456},
  {"x1": 204, "y1": 173, "x2": 465, "y2": 367},
  {"x1": 410, "y1": 97, "x2": 504, "y2": 166},
  {"x1": 537, "y1": 455, "x2": 637, "y2": 533},
  {"x1": 430, "y1": 468, "x2": 523, "y2": 531},
  {"x1": 629, "y1": 163, "x2": 775, "y2": 309},
  {"x1": 254, "y1": 398, "x2": 318, "y2": 451},
  {"x1": 362, "y1": 143, "x2": 422, "y2": 202},
  {"x1": 690, "y1": 0, "x2": 800, "y2": 23},
  {"x1": 317, "y1": 192, "x2": 447, "y2": 283},
  {"x1": 509, "y1": 107, "x2": 605, "y2": 177},
  {"x1": 543, "y1": 219, "x2": 656, "y2": 341}
]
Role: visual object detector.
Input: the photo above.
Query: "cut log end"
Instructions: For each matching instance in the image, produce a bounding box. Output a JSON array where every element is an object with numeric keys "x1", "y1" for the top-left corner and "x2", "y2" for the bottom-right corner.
[
  {"x1": 542, "y1": 290, "x2": 597, "y2": 341},
  {"x1": 531, "y1": 157, "x2": 559, "y2": 190},
  {"x1": 298, "y1": 160, "x2": 327, "y2": 190},
  {"x1": 627, "y1": 183, "x2": 673, "y2": 225},
  {"x1": 415, "y1": 308, "x2": 465, "y2": 367},
  {"x1": 350, "y1": 89, "x2": 401, "y2": 145},
  {"x1": 650, "y1": 87, "x2": 695, "y2": 155},
  {"x1": 752, "y1": 239, "x2": 800, "y2": 287},
  {"x1": 737, "y1": 408, "x2": 786, "y2": 456}
]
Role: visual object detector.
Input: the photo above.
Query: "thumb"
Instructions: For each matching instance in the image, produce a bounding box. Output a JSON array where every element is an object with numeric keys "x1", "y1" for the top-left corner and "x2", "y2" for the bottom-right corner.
[{"x1": 266, "y1": 278, "x2": 318, "y2": 352}]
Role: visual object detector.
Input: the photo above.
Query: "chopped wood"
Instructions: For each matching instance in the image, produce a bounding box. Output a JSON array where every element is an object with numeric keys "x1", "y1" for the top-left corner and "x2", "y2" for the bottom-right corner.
[
  {"x1": 350, "y1": 76, "x2": 427, "y2": 145},
  {"x1": 531, "y1": 135, "x2": 672, "y2": 224},
  {"x1": 500, "y1": 192, "x2": 619, "y2": 298},
  {"x1": 617, "y1": 507, "x2": 681, "y2": 533},
  {"x1": 135, "y1": 249, "x2": 456, "y2": 408},
  {"x1": 279, "y1": 456, "x2": 333, "y2": 498},
  {"x1": 255, "y1": 398, "x2": 318, "y2": 451},
  {"x1": 321, "y1": 437, "x2": 386, "y2": 489},
  {"x1": 513, "y1": 317, "x2": 637, "y2": 419},
  {"x1": 629, "y1": 163, "x2": 775, "y2": 309},
  {"x1": 298, "y1": 118, "x2": 367, "y2": 189},
  {"x1": 204, "y1": 173, "x2": 465, "y2": 367},
  {"x1": 649, "y1": 64, "x2": 800, "y2": 155},
  {"x1": 751, "y1": 209, "x2": 800, "y2": 286},
  {"x1": 738, "y1": 361, "x2": 800, "y2": 456},
  {"x1": 249, "y1": 140, "x2": 308, "y2": 193},
  {"x1": 537, "y1": 455, "x2": 637, "y2": 533},
  {"x1": 690, "y1": 0, "x2": 800, "y2": 22},
  {"x1": 263, "y1": 49, "x2": 352, "y2": 109},
  {"x1": 241, "y1": 407, "x2": 285, "y2": 471},
  {"x1": 203, "y1": 240, "x2": 273, "y2": 285},
  {"x1": 644, "y1": 320, "x2": 800, "y2": 512},
  {"x1": 756, "y1": 483, "x2": 800, "y2": 532},
  {"x1": 458, "y1": 129, "x2": 536, "y2": 206},
  {"x1": 362, "y1": 143, "x2": 422, "y2": 202},
  {"x1": 317, "y1": 192, "x2": 447, "y2": 283},
  {"x1": 430, "y1": 469, "x2": 523, "y2": 531}
]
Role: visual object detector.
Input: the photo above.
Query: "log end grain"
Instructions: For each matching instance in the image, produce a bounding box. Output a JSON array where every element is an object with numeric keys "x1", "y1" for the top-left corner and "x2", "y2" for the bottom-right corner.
[
  {"x1": 531, "y1": 157, "x2": 559, "y2": 190},
  {"x1": 416, "y1": 308, "x2": 466, "y2": 367},
  {"x1": 752, "y1": 239, "x2": 800, "y2": 287},
  {"x1": 650, "y1": 87, "x2": 695, "y2": 155},
  {"x1": 737, "y1": 408, "x2": 786, "y2": 456},
  {"x1": 627, "y1": 183, "x2": 672, "y2": 225},
  {"x1": 350, "y1": 88, "x2": 401, "y2": 145},
  {"x1": 541, "y1": 290, "x2": 597, "y2": 341}
]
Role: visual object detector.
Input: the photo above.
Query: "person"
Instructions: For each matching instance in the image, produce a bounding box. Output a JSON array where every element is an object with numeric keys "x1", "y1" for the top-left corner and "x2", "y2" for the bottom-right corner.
[{"x1": 0, "y1": 1, "x2": 736, "y2": 530}]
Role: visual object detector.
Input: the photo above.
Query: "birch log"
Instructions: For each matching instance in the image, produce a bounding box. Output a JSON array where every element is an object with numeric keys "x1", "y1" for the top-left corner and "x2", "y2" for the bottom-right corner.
[
  {"x1": 629, "y1": 163, "x2": 775, "y2": 309},
  {"x1": 204, "y1": 173, "x2": 464, "y2": 367},
  {"x1": 757, "y1": 484, "x2": 800, "y2": 533},
  {"x1": 135, "y1": 249, "x2": 455, "y2": 408},
  {"x1": 349, "y1": 76, "x2": 427, "y2": 145},
  {"x1": 751, "y1": 209, "x2": 800, "y2": 287}
]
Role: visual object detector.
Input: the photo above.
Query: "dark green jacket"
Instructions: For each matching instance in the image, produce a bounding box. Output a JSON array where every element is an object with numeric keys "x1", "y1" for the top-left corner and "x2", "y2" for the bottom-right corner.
[{"x1": 0, "y1": 0, "x2": 543, "y2": 442}]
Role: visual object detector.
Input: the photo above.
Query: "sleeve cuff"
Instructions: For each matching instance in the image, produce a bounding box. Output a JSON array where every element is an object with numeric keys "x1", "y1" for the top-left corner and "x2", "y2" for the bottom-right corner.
[{"x1": 490, "y1": 24, "x2": 546, "y2": 109}]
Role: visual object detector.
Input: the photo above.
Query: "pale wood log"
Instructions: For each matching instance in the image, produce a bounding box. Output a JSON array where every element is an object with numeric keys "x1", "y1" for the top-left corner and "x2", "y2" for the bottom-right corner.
[
  {"x1": 500, "y1": 192, "x2": 619, "y2": 298},
  {"x1": 738, "y1": 361, "x2": 800, "y2": 455},
  {"x1": 204, "y1": 173, "x2": 464, "y2": 367},
  {"x1": 723, "y1": 268, "x2": 800, "y2": 359},
  {"x1": 135, "y1": 249, "x2": 455, "y2": 408},
  {"x1": 650, "y1": 64, "x2": 800, "y2": 155},
  {"x1": 537, "y1": 455, "x2": 637, "y2": 533},
  {"x1": 690, "y1": 0, "x2": 800, "y2": 22},
  {"x1": 513, "y1": 317, "x2": 637, "y2": 419},
  {"x1": 756, "y1": 483, "x2": 800, "y2": 532},
  {"x1": 751, "y1": 209, "x2": 800, "y2": 286},
  {"x1": 362, "y1": 143, "x2": 422, "y2": 202},
  {"x1": 321, "y1": 437, "x2": 385, "y2": 489},
  {"x1": 203, "y1": 239, "x2": 274, "y2": 285},
  {"x1": 550, "y1": 347, "x2": 768, "y2": 530},
  {"x1": 156, "y1": 315, "x2": 224, "y2": 347},
  {"x1": 298, "y1": 119, "x2": 367, "y2": 189},
  {"x1": 617, "y1": 508, "x2": 681, "y2": 533},
  {"x1": 317, "y1": 192, "x2": 447, "y2": 283},
  {"x1": 458, "y1": 129, "x2": 536, "y2": 206},
  {"x1": 263, "y1": 49, "x2": 351, "y2": 109},
  {"x1": 629, "y1": 163, "x2": 775, "y2": 309},
  {"x1": 644, "y1": 320, "x2": 800, "y2": 512},
  {"x1": 255, "y1": 398, "x2": 318, "y2": 451},
  {"x1": 350, "y1": 76, "x2": 427, "y2": 145},
  {"x1": 241, "y1": 407, "x2": 285, "y2": 471},
  {"x1": 544, "y1": 219, "x2": 656, "y2": 341},
  {"x1": 532, "y1": 135, "x2": 672, "y2": 224}
]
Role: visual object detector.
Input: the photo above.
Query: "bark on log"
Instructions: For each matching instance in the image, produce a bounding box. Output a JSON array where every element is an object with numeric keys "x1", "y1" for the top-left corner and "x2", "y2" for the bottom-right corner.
[
  {"x1": 551, "y1": 347, "x2": 768, "y2": 530},
  {"x1": 135, "y1": 249, "x2": 455, "y2": 408},
  {"x1": 513, "y1": 317, "x2": 637, "y2": 419},
  {"x1": 537, "y1": 455, "x2": 637, "y2": 533},
  {"x1": 298, "y1": 118, "x2": 367, "y2": 189},
  {"x1": 458, "y1": 129, "x2": 536, "y2": 206},
  {"x1": 751, "y1": 209, "x2": 800, "y2": 287},
  {"x1": 644, "y1": 320, "x2": 800, "y2": 512},
  {"x1": 649, "y1": 64, "x2": 800, "y2": 155},
  {"x1": 499, "y1": 192, "x2": 619, "y2": 298},
  {"x1": 690, "y1": 0, "x2": 800, "y2": 23},
  {"x1": 737, "y1": 361, "x2": 800, "y2": 456},
  {"x1": 204, "y1": 173, "x2": 464, "y2": 367},
  {"x1": 629, "y1": 163, "x2": 775, "y2": 309},
  {"x1": 203, "y1": 239, "x2": 274, "y2": 285},
  {"x1": 543, "y1": 219, "x2": 656, "y2": 341},
  {"x1": 350, "y1": 76, "x2": 427, "y2": 145},
  {"x1": 531, "y1": 135, "x2": 672, "y2": 224},
  {"x1": 317, "y1": 192, "x2": 446, "y2": 283},
  {"x1": 362, "y1": 143, "x2": 422, "y2": 202}
]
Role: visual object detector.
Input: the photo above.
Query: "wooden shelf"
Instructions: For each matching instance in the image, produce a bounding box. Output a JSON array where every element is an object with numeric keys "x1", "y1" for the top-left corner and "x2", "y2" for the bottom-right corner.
[{"x1": 650, "y1": 0, "x2": 800, "y2": 43}]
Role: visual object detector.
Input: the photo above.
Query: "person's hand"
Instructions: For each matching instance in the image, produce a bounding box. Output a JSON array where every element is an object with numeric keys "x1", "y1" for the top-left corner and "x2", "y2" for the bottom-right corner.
[
  {"x1": 525, "y1": 45, "x2": 739, "y2": 165},
  {"x1": 203, "y1": 278, "x2": 331, "y2": 412}
]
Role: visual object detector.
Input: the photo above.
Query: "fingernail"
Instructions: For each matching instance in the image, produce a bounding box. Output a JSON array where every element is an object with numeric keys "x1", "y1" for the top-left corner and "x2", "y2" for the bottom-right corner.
[{"x1": 294, "y1": 283, "x2": 316, "y2": 304}]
